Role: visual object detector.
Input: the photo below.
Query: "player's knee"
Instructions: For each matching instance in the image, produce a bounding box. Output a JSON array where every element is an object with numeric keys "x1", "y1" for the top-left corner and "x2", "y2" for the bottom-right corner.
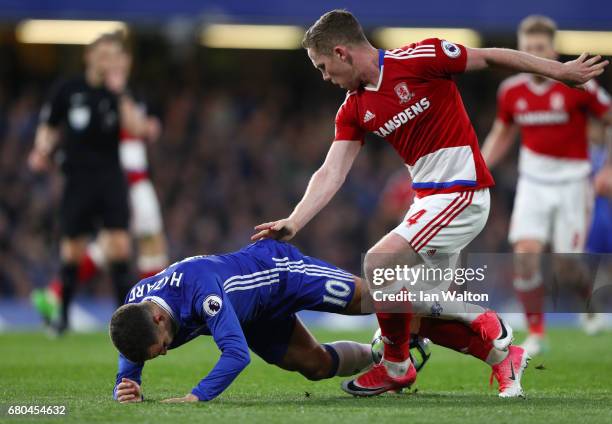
[
  {"x1": 513, "y1": 240, "x2": 543, "y2": 278},
  {"x1": 363, "y1": 250, "x2": 384, "y2": 289},
  {"x1": 103, "y1": 231, "x2": 132, "y2": 260},
  {"x1": 60, "y1": 238, "x2": 88, "y2": 263},
  {"x1": 514, "y1": 240, "x2": 543, "y2": 255}
]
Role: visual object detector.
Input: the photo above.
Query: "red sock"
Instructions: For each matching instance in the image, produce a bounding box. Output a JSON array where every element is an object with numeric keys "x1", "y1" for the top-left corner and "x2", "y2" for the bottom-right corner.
[
  {"x1": 77, "y1": 252, "x2": 99, "y2": 284},
  {"x1": 516, "y1": 285, "x2": 545, "y2": 335},
  {"x1": 418, "y1": 318, "x2": 492, "y2": 363},
  {"x1": 48, "y1": 278, "x2": 63, "y2": 298},
  {"x1": 377, "y1": 312, "x2": 412, "y2": 362}
]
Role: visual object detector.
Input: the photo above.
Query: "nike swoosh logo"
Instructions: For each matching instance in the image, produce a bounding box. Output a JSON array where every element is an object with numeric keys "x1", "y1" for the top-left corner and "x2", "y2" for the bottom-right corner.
[
  {"x1": 509, "y1": 361, "x2": 516, "y2": 381},
  {"x1": 345, "y1": 380, "x2": 386, "y2": 394},
  {"x1": 497, "y1": 318, "x2": 508, "y2": 340}
]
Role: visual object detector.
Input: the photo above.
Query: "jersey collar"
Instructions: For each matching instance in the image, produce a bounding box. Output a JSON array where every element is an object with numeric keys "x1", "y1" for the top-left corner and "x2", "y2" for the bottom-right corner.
[
  {"x1": 527, "y1": 75, "x2": 554, "y2": 96},
  {"x1": 143, "y1": 296, "x2": 178, "y2": 324}
]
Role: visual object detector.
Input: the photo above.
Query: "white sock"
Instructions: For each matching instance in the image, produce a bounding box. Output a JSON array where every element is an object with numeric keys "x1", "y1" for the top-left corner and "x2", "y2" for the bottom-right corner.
[
  {"x1": 486, "y1": 348, "x2": 509, "y2": 366},
  {"x1": 382, "y1": 357, "x2": 412, "y2": 377},
  {"x1": 324, "y1": 341, "x2": 373, "y2": 377}
]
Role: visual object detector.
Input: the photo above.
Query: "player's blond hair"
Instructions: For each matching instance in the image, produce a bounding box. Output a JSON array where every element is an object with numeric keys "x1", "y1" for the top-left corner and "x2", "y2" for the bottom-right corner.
[
  {"x1": 86, "y1": 30, "x2": 127, "y2": 52},
  {"x1": 518, "y1": 15, "x2": 557, "y2": 40},
  {"x1": 302, "y1": 9, "x2": 369, "y2": 55}
]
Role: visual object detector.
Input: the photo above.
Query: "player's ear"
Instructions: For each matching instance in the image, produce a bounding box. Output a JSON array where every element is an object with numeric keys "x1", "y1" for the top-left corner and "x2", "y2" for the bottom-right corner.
[
  {"x1": 333, "y1": 46, "x2": 349, "y2": 62},
  {"x1": 151, "y1": 309, "x2": 164, "y2": 325}
]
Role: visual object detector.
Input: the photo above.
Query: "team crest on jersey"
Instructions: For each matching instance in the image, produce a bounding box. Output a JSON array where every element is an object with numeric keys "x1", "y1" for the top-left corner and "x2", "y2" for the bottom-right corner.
[
  {"x1": 394, "y1": 82, "x2": 414, "y2": 104},
  {"x1": 68, "y1": 106, "x2": 90, "y2": 130},
  {"x1": 68, "y1": 92, "x2": 90, "y2": 130},
  {"x1": 203, "y1": 295, "x2": 223, "y2": 317},
  {"x1": 441, "y1": 40, "x2": 461, "y2": 58},
  {"x1": 550, "y1": 92, "x2": 565, "y2": 111},
  {"x1": 516, "y1": 98, "x2": 528, "y2": 111}
]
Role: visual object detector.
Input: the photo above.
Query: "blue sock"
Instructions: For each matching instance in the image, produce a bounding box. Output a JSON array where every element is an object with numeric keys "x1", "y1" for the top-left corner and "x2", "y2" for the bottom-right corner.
[{"x1": 323, "y1": 344, "x2": 340, "y2": 378}]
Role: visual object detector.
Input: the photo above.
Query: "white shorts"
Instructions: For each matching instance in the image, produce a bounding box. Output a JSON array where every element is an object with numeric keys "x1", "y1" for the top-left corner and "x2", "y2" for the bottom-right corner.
[
  {"x1": 393, "y1": 189, "x2": 490, "y2": 261},
  {"x1": 129, "y1": 179, "x2": 163, "y2": 237},
  {"x1": 508, "y1": 176, "x2": 592, "y2": 253},
  {"x1": 388, "y1": 189, "x2": 489, "y2": 297}
]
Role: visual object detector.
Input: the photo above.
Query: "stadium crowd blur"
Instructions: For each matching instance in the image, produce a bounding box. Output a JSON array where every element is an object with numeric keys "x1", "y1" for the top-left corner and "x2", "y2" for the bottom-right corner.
[{"x1": 1, "y1": 35, "x2": 611, "y2": 298}]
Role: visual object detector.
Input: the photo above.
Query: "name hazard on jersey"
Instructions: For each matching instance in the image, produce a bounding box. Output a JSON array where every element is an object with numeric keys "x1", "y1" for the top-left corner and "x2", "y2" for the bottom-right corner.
[{"x1": 373, "y1": 97, "x2": 431, "y2": 137}]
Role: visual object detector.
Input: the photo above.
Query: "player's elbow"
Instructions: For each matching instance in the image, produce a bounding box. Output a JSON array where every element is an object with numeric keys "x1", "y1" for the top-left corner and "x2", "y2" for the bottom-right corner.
[
  {"x1": 230, "y1": 347, "x2": 251, "y2": 369},
  {"x1": 466, "y1": 48, "x2": 490, "y2": 72}
]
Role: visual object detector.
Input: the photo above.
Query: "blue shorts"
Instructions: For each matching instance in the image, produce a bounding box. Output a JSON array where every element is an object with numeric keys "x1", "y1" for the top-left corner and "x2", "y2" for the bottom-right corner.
[
  {"x1": 238, "y1": 240, "x2": 357, "y2": 364},
  {"x1": 586, "y1": 197, "x2": 612, "y2": 253}
]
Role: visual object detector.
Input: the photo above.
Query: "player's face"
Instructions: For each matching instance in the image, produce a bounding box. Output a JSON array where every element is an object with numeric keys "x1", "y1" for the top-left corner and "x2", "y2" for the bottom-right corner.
[
  {"x1": 307, "y1": 47, "x2": 359, "y2": 90},
  {"x1": 146, "y1": 318, "x2": 174, "y2": 360},
  {"x1": 86, "y1": 41, "x2": 123, "y2": 80},
  {"x1": 518, "y1": 33, "x2": 557, "y2": 60},
  {"x1": 106, "y1": 51, "x2": 131, "y2": 92},
  {"x1": 149, "y1": 330, "x2": 172, "y2": 359}
]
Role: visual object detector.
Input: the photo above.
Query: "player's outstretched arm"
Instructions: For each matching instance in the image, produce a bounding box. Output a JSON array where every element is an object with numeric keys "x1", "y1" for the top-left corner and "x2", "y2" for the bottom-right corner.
[
  {"x1": 251, "y1": 140, "x2": 361, "y2": 241},
  {"x1": 160, "y1": 286, "x2": 250, "y2": 403},
  {"x1": 481, "y1": 119, "x2": 519, "y2": 168},
  {"x1": 465, "y1": 48, "x2": 609, "y2": 87}
]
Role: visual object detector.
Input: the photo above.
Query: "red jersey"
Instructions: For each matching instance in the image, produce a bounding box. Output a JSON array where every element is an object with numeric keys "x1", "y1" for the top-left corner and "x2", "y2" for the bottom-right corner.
[
  {"x1": 334, "y1": 38, "x2": 494, "y2": 198},
  {"x1": 497, "y1": 75, "x2": 610, "y2": 160}
]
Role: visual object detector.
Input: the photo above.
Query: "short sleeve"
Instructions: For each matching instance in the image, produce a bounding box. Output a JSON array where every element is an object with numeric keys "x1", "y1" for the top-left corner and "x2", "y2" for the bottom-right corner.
[
  {"x1": 334, "y1": 94, "x2": 365, "y2": 143},
  {"x1": 404, "y1": 38, "x2": 467, "y2": 79},
  {"x1": 40, "y1": 80, "x2": 68, "y2": 127},
  {"x1": 582, "y1": 80, "x2": 611, "y2": 118},
  {"x1": 496, "y1": 85, "x2": 514, "y2": 124}
]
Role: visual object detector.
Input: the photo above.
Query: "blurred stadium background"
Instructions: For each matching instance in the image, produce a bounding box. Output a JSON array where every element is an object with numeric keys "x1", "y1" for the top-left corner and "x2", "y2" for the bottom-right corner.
[{"x1": 0, "y1": 0, "x2": 611, "y2": 330}]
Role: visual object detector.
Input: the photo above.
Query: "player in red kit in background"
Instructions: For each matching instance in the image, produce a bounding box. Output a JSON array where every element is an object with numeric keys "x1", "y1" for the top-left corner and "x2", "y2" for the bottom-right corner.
[
  {"x1": 252, "y1": 10, "x2": 607, "y2": 397},
  {"x1": 481, "y1": 16, "x2": 612, "y2": 356}
]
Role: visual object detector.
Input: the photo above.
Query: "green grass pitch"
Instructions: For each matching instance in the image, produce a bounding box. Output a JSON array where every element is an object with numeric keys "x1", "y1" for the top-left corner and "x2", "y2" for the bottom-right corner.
[{"x1": 1, "y1": 328, "x2": 611, "y2": 423}]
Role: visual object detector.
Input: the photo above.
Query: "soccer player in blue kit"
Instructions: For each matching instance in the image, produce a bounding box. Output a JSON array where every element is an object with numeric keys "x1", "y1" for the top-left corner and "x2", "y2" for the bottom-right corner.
[
  {"x1": 110, "y1": 239, "x2": 375, "y2": 403},
  {"x1": 111, "y1": 238, "x2": 535, "y2": 402}
]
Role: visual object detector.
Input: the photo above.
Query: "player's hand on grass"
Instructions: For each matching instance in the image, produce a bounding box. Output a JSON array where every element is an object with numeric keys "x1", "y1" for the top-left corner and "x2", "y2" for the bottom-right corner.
[
  {"x1": 160, "y1": 394, "x2": 199, "y2": 403},
  {"x1": 116, "y1": 378, "x2": 143, "y2": 403},
  {"x1": 559, "y1": 53, "x2": 609, "y2": 87},
  {"x1": 251, "y1": 219, "x2": 298, "y2": 241}
]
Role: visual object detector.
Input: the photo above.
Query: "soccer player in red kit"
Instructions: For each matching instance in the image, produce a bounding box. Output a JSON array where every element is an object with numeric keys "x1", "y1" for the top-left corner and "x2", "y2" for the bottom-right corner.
[
  {"x1": 252, "y1": 10, "x2": 607, "y2": 396},
  {"x1": 482, "y1": 16, "x2": 612, "y2": 356}
]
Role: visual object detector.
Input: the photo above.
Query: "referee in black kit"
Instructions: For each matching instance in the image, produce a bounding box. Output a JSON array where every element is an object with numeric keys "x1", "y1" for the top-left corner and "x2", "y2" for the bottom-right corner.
[{"x1": 29, "y1": 32, "x2": 148, "y2": 334}]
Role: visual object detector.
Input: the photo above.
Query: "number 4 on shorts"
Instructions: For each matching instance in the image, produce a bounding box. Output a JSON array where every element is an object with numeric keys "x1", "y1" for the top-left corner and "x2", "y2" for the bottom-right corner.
[{"x1": 406, "y1": 209, "x2": 426, "y2": 226}]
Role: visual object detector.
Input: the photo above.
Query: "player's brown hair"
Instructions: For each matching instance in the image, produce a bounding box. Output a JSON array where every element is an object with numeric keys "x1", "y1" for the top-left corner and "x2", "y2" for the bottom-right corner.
[
  {"x1": 302, "y1": 9, "x2": 369, "y2": 55},
  {"x1": 109, "y1": 303, "x2": 158, "y2": 363},
  {"x1": 86, "y1": 30, "x2": 127, "y2": 52},
  {"x1": 518, "y1": 15, "x2": 557, "y2": 39}
]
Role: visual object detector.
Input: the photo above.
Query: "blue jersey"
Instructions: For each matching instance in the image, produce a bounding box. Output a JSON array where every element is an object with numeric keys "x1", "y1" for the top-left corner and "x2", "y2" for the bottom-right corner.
[
  {"x1": 587, "y1": 145, "x2": 612, "y2": 253},
  {"x1": 113, "y1": 240, "x2": 356, "y2": 401}
]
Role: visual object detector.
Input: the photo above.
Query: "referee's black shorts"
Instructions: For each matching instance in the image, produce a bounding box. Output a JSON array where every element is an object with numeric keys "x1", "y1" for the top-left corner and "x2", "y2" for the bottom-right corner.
[{"x1": 60, "y1": 169, "x2": 130, "y2": 238}]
